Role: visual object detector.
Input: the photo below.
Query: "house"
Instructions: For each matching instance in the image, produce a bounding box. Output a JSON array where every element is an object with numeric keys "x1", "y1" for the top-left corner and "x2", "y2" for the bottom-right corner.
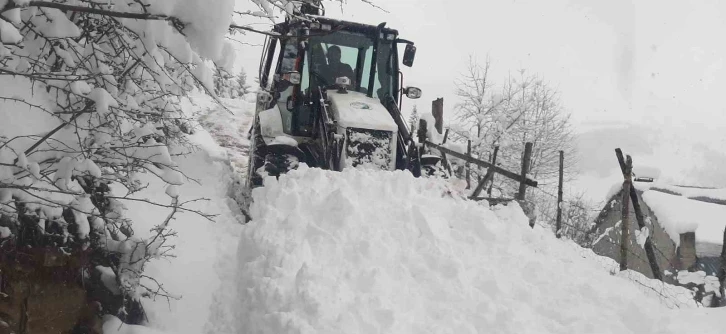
[{"x1": 589, "y1": 183, "x2": 726, "y2": 290}]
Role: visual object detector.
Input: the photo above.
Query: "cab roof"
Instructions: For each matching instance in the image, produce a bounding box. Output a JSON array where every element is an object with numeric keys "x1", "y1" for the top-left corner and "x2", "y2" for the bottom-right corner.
[{"x1": 276, "y1": 15, "x2": 399, "y2": 37}]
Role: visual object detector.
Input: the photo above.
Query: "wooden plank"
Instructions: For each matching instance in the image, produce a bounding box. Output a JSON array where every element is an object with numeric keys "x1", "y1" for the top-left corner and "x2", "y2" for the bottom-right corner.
[
  {"x1": 620, "y1": 154, "x2": 633, "y2": 271},
  {"x1": 426, "y1": 141, "x2": 538, "y2": 187}
]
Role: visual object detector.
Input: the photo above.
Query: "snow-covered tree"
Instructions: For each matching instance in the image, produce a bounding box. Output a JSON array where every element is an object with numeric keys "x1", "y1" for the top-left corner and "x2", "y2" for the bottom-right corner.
[
  {"x1": 0, "y1": 0, "x2": 236, "y2": 326},
  {"x1": 214, "y1": 66, "x2": 239, "y2": 98},
  {"x1": 409, "y1": 105, "x2": 420, "y2": 134},
  {"x1": 238, "y1": 67, "x2": 252, "y2": 96},
  {"x1": 452, "y1": 56, "x2": 578, "y2": 227}
]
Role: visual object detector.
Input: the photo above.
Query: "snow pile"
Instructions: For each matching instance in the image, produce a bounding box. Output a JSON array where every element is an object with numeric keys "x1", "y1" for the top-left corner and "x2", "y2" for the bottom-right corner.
[
  {"x1": 677, "y1": 271, "x2": 721, "y2": 296},
  {"x1": 642, "y1": 190, "x2": 726, "y2": 246},
  {"x1": 106, "y1": 92, "x2": 249, "y2": 333},
  {"x1": 237, "y1": 166, "x2": 725, "y2": 334}
]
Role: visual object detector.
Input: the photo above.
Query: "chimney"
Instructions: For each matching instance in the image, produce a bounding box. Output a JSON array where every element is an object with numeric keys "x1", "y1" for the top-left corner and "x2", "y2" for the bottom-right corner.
[{"x1": 677, "y1": 232, "x2": 698, "y2": 270}]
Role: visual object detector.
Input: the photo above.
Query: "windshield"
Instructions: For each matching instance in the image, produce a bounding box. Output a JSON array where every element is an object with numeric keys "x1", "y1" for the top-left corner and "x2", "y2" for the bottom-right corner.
[{"x1": 303, "y1": 30, "x2": 396, "y2": 101}]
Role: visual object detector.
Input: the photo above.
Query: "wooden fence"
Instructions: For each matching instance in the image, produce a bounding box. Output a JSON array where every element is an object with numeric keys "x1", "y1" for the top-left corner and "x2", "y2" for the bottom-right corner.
[{"x1": 416, "y1": 119, "x2": 541, "y2": 226}]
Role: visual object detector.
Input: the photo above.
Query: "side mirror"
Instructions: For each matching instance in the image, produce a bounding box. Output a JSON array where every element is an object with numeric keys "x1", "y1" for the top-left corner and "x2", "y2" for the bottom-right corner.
[
  {"x1": 402, "y1": 44, "x2": 416, "y2": 67},
  {"x1": 404, "y1": 87, "x2": 422, "y2": 99},
  {"x1": 257, "y1": 91, "x2": 273, "y2": 104}
]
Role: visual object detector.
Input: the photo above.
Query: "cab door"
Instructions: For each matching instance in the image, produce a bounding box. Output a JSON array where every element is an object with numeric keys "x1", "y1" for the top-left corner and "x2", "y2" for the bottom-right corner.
[{"x1": 256, "y1": 36, "x2": 279, "y2": 113}]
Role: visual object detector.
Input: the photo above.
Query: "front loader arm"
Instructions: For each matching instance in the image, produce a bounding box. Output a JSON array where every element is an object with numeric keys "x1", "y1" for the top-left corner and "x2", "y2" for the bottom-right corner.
[{"x1": 316, "y1": 88, "x2": 344, "y2": 171}]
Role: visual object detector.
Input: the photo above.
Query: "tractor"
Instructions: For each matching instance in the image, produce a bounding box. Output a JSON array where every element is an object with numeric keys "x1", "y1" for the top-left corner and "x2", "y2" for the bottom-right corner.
[{"x1": 247, "y1": 0, "x2": 437, "y2": 187}]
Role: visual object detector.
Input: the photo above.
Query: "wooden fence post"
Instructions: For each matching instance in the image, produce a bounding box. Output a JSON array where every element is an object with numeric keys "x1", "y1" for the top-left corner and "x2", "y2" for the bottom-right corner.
[
  {"x1": 615, "y1": 149, "x2": 662, "y2": 280},
  {"x1": 440, "y1": 128, "x2": 453, "y2": 175},
  {"x1": 556, "y1": 150, "x2": 564, "y2": 238},
  {"x1": 470, "y1": 146, "x2": 498, "y2": 199},
  {"x1": 620, "y1": 154, "x2": 633, "y2": 271},
  {"x1": 487, "y1": 146, "x2": 499, "y2": 196},
  {"x1": 517, "y1": 142, "x2": 533, "y2": 201},
  {"x1": 465, "y1": 140, "x2": 472, "y2": 189},
  {"x1": 719, "y1": 226, "x2": 726, "y2": 306}
]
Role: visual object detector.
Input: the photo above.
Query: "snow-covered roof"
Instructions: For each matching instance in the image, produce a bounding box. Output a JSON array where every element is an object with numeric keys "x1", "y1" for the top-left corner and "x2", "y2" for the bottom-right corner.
[{"x1": 634, "y1": 185, "x2": 726, "y2": 249}]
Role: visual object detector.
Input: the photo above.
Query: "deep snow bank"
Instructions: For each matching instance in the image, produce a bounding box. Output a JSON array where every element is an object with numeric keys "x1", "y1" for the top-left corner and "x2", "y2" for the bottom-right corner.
[
  {"x1": 104, "y1": 94, "x2": 250, "y2": 333},
  {"x1": 237, "y1": 167, "x2": 724, "y2": 334}
]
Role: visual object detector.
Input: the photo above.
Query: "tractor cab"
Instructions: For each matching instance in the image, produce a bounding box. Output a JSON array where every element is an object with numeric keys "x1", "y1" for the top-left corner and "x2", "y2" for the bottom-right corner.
[
  {"x1": 257, "y1": 15, "x2": 419, "y2": 135},
  {"x1": 249, "y1": 1, "x2": 423, "y2": 187}
]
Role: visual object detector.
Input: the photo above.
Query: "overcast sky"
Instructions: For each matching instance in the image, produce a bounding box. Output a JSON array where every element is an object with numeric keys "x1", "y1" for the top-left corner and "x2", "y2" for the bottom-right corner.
[{"x1": 233, "y1": 0, "x2": 726, "y2": 131}]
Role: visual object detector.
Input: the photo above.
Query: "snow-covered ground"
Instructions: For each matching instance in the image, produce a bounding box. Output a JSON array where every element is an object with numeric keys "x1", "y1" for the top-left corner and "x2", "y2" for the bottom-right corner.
[
  {"x1": 101, "y1": 92, "x2": 726, "y2": 334},
  {"x1": 7, "y1": 83, "x2": 721, "y2": 332},
  {"x1": 230, "y1": 165, "x2": 725, "y2": 334}
]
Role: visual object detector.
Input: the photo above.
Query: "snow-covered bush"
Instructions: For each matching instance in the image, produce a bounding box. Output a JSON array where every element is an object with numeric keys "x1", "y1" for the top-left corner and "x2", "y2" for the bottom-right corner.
[
  {"x1": 237, "y1": 67, "x2": 252, "y2": 96},
  {"x1": 213, "y1": 66, "x2": 251, "y2": 98},
  {"x1": 214, "y1": 66, "x2": 238, "y2": 98},
  {"x1": 0, "y1": 0, "x2": 234, "y2": 324}
]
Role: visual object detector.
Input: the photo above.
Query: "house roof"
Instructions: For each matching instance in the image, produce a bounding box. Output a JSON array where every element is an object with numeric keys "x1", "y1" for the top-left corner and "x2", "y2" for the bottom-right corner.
[{"x1": 627, "y1": 183, "x2": 726, "y2": 250}]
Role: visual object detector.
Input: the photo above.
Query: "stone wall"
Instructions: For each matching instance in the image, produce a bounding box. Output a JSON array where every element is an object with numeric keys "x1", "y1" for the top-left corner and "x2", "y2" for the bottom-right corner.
[{"x1": 0, "y1": 248, "x2": 101, "y2": 334}]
